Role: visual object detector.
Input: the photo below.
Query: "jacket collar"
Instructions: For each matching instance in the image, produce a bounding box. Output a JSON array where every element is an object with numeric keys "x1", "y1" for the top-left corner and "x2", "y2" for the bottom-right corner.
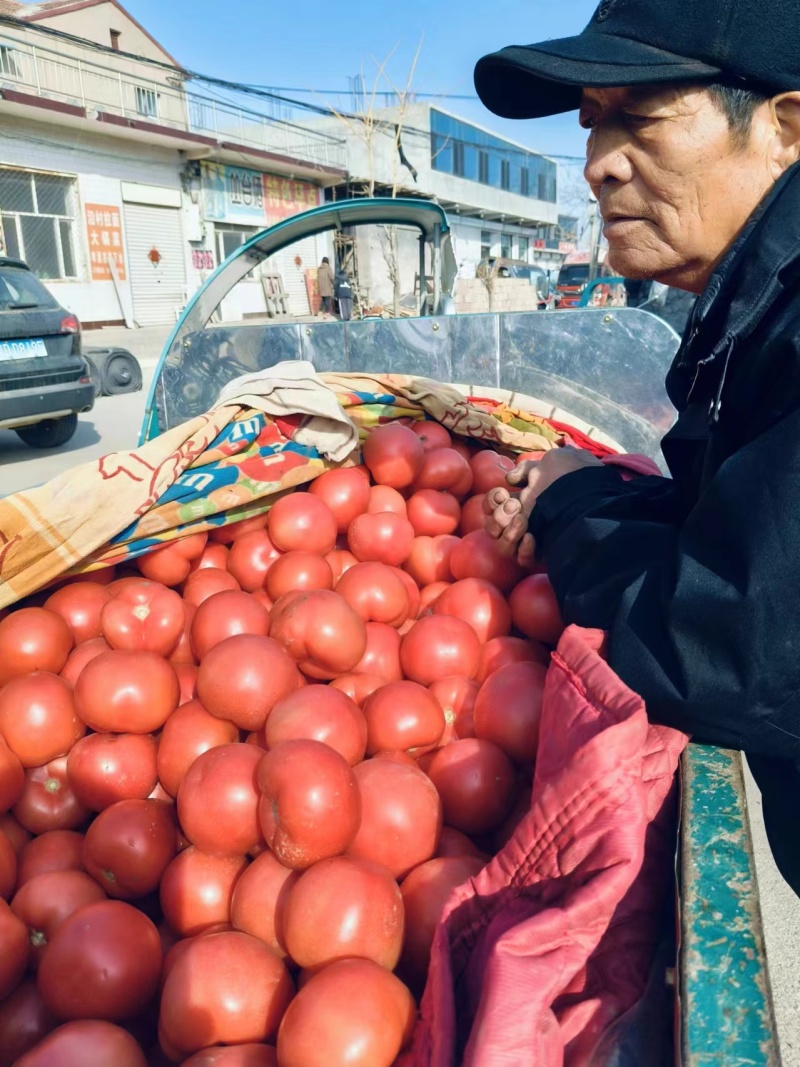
[{"x1": 667, "y1": 161, "x2": 800, "y2": 413}]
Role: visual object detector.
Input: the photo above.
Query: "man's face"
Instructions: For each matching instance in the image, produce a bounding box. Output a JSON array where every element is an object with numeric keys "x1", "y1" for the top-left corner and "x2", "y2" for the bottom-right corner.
[{"x1": 580, "y1": 85, "x2": 775, "y2": 292}]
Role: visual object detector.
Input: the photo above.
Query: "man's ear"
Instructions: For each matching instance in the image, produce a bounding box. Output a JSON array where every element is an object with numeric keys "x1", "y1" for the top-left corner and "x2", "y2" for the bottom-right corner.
[{"x1": 768, "y1": 93, "x2": 800, "y2": 176}]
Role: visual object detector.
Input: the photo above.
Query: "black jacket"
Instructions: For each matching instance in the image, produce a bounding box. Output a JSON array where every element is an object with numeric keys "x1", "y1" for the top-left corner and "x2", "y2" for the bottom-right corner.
[{"x1": 530, "y1": 163, "x2": 800, "y2": 894}]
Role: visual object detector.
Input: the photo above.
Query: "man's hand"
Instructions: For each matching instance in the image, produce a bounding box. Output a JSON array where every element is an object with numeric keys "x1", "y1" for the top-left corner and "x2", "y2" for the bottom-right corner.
[{"x1": 483, "y1": 447, "x2": 604, "y2": 565}]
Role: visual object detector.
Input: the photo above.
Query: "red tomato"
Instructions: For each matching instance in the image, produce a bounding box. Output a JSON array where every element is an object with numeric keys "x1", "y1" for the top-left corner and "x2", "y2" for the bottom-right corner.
[
  {"x1": 268, "y1": 494, "x2": 337, "y2": 556},
  {"x1": 399, "y1": 855, "x2": 484, "y2": 990},
  {"x1": 66, "y1": 733, "x2": 157, "y2": 811},
  {"x1": 283, "y1": 855, "x2": 404, "y2": 971},
  {"x1": 509, "y1": 573, "x2": 565, "y2": 646},
  {"x1": 60, "y1": 637, "x2": 110, "y2": 686},
  {"x1": 43, "y1": 583, "x2": 111, "y2": 644},
  {"x1": 362, "y1": 423, "x2": 424, "y2": 489},
  {"x1": 367, "y1": 485, "x2": 407, "y2": 516},
  {"x1": 406, "y1": 489, "x2": 460, "y2": 537},
  {"x1": 175, "y1": 662, "x2": 198, "y2": 705},
  {"x1": 412, "y1": 421, "x2": 452, "y2": 451},
  {"x1": 0, "y1": 739, "x2": 24, "y2": 815},
  {"x1": 269, "y1": 590, "x2": 367, "y2": 680},
  {"x1": 159, "y1": 930, "x2": 293, "y2": 1055},
  {"x1": 329, "y1": 673, "x2": 387, "y2": 706},
  {"x1": 427, "y1": 739, "x2": 516, "y2": 834},
  {"x1": 178, "y1": 744, "x2": 264, "y2": 856},
  {"x1": 414, "y1": 448, "x2": 471, "y2": 494},
  {"x1": 436, "y1": 826, "x2": 488, "y2": 861},
  {"x1": 403, "y1": 534, "x2": 459, "y2": 587},
  {"x1": 75, "y1": 651, "x2": 179, "y2": 734},
  {"x1": 0, "y1": 673, "x2": 84, "y2": 769},
  {"x1": 156, "y1": 699, "x2": 239, "y2": 797},
  {"x1": 258, "y1": 739, "x2": 361, "y2": 869},
  {"x1": 196, "y1": 634, "x2": 298, "y2": 731},
  {"x1": 277, "y1": 958, "x2": 414, "y2": 1067},
  {"x1": 10, "y1": 870, "x2": 106, "y2": 967},
  {"x1": 336, "y1": 562, "x2": 409, "y2": 627},
  {"x1": 0, "y1": 829, "x2": 15, "y2": 899},
  {"x1": 266, "y1": 551, "x2": 333, "y2": 600},
  {"x1": 0, "y1": 980, "x2": 58, "y2": 1067},
  {"x1": 169, "y1": 602, "x2": 197, "y2": 667},
  {"x1": 137, "y1": 544, "x2": 191, "y2": 587},
  {"x1": 190, "y1": 590, "x2": 271, "y2": 660},
  {"x1": 265, "y1": 686, "x2": 367, "y2": 766},
  {"x1": 17, "y1": 831, "x2": 83, "y2": 888},
  {"x1": 390, "y1": 567, "x2": 420, "y2": 618},
  {"x1": 417, "y1": 581, "x2": 450, "y2": 616},
  {"x1": 433, "y1": 578, "x2": 511, "y2": 644},
  {"x1": 100, "y1": 580, "x2": 185, "y2": 657},
  {"x1": 209, "y1": 513, "x2": 268, "y2": 546},
  {"x1": 183, "y1": 568, "x2": 241, "y2": 606},
  {"x1": 308, "y1": 468, "x2": 371, "y2": 532},
  {"x1": 470, "y1": 450, "x2": 515, "y2": 494},
  {"x1": 181, "y1": 1047, "x2": 278, "y2": 1067},
  {"x1": 363, "y1": 680, "x2": 445, "y2": 755},
  {"x1": 459, "y1": 493, "x2": 487, "y2": 535},
  {"x1": 0, "y1": 812, "x2": 30, "y2": 857},
  {"x1": 400, "y1": 614, "x2": 480, "y2": 685},
  {"x1": 0, "y1": 897, "x2": 28, "y2": 997},
  {"x1": 450, "y1": 529, "x2": 524, "y2": 592},
  {"x1": 348, "y1": 759, "x2": 441, "y2": 879},
  {"x1": 351, "y1": 622, "x2": 402, "y2": 681},
  {"x1": 82, "y1": 799, "x2": 176, "y2": 899},
  {"x1": 160, "y1": 847, "x2": 246, "y2": 936},
  {"x1": 38, "y1": 899, "x2": 161, "y2": 1020},
  {"x1": 0, "y1": 610, "x2": 73, "y2": 687},
  {"x1": 476, "y1": 634, "x2": 550, "y2": 683},
  {"x1": 13, "y1": 1021, "x2": 146, "y2": 1067},
  {"x1": 347, "y1": 512, "x2": 414, "y2": 567},
  {"x1": 227, "y1": 530, "x2": 281, "y2": 592},
  {"x1": 230, "y1": 851, "x2": 299, "y2": 958},
  {"x1": 429, "y1": 676, "x2": 480, "y2": 744},
  {"x1": 189, "y1": 542, "x2": 231, "y2": 573},
  {"x1": 13, "y1": 759, "x2": 89, "y2": 835},
  {"x1": 325, "y1": 549, "x2": 358, "y2": 582},
  {"x1": 473, "y1": 661, "x2": 547, "y2": 764}
]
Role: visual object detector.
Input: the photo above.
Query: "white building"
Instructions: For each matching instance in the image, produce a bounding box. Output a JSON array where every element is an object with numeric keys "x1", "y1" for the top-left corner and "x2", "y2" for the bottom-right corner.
[
  {"x1": 304, "y1": 102, "x2": 578, "y2": 306},
  {"x1": 0, "y1": 0, "x2": 347, "y2": 326}
]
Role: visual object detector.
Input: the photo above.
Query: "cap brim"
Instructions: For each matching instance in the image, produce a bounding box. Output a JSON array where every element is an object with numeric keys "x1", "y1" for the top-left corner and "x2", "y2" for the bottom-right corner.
[{"x1": 474, "y1": 34, "x2": 723, "y2": 119}]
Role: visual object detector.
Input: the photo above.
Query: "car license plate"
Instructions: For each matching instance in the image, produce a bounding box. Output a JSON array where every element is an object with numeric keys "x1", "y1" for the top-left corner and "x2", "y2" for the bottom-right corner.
[{"x1": 0, "y1": 338, "x2": 48, "y2": 360}]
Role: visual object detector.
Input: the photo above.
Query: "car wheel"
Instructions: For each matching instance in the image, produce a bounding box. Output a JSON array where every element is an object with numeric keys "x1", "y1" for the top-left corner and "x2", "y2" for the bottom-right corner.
[
  {"x1": 102, "y1": 350, "x2": 142, "y2": 395},
  {"x1": 15, "y1": 413, "x2": 79, "y2": 449}
]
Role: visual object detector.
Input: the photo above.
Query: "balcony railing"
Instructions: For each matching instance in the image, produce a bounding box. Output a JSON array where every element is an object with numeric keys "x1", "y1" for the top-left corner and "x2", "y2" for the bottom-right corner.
[{"x1": 0, "y1": 31, "x2": 346, "y2": 171}]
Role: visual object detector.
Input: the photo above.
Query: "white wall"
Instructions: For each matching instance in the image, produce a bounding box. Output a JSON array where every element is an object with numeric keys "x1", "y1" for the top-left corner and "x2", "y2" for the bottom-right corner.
[{"x1": 1, "y1": 116, "x2": 183, "y2": 324}]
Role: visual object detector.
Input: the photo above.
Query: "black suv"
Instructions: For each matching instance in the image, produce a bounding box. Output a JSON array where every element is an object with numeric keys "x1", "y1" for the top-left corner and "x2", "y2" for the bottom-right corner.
[{"x1": 0, "y1": 258, "x2": 94, "y2": 448}]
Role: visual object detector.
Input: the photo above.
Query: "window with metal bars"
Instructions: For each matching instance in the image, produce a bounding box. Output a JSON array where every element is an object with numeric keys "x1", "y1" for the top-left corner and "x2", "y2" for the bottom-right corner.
[
  {"x1": 135, "y1": 86, "x2": 158, "y2": 119},
  {"x1": 0, "y1": 168, "x2": 78, "y2": 280}
]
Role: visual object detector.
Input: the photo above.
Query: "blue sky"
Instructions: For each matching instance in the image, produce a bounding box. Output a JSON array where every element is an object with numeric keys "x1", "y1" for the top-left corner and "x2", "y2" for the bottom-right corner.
[{"x1": 123, "y1": 0, "x2": 598, "y2": 164}]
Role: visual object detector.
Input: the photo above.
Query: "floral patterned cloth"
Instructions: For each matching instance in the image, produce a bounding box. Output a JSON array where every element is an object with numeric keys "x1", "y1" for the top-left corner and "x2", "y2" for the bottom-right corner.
[{"x1": 0, "y1": 371, "x2": 586, "y2": 609}]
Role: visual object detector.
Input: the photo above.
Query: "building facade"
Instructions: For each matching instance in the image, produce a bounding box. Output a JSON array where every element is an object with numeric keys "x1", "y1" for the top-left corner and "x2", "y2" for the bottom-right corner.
[
  {"x1": 0, "y1": 0, "x2": 346, "y2": 326},
  {"x1": 304, "y1": 102, "x2": 577, "y2": 306}
]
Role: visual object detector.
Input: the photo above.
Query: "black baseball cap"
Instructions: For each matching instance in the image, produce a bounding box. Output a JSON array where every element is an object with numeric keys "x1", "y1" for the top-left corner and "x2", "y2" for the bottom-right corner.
[{"x1": 475, "y1": 0, "x2": 800, "y2": 120}]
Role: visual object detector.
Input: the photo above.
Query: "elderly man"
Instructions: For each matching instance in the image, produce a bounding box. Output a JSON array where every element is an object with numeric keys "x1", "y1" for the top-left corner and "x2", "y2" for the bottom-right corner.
[{"x1": 477, "y1": 0, "x2": 800, "y2": 895}]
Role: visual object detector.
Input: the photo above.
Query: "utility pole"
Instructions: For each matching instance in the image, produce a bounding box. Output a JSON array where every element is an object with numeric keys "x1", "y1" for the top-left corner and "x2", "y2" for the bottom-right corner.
[{"x1": 587, "y1": 195, "x2": 600, "y2": 281}]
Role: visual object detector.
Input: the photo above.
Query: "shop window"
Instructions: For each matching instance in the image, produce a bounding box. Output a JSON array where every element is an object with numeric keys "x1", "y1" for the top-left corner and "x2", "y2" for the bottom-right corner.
[
  {"x1": 500, "y1": 233, "x2": 512, "y2": 259},
  {"x1": 216, "y1": 226, "x2": 260, "y2": 277},
  {"x1": 517, "y1": 236, "x2": 530, "y2": 262},
  {"x1": 480, "y1": 230, "x2": 492, "y2": 260},
  {"x1": 0, "y1": 168, "x2": 78, "y2": 279},
  {"x1": 135, "y1": 87, "x2": 158, "y2": 119}
]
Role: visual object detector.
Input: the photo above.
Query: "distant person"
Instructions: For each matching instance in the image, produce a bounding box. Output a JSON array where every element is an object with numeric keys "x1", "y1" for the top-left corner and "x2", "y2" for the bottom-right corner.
[
  {"x1": 335, "y1": 269, "x2": 354, "y2": 321},
  {"x1": 317, "y1": 257, "x2": 334, "y2": 316}
]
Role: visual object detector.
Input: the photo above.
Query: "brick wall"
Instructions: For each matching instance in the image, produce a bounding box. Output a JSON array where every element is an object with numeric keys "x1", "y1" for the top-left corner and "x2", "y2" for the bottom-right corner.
[{"x1": 454, "y1": 277, "x2": 540, "y2": 315}]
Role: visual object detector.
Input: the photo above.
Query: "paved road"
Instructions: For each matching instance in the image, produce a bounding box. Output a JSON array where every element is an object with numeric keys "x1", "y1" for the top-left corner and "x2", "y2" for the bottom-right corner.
[{"x1": 1, "y1": 323, "x2": 799, "y2": 1062}]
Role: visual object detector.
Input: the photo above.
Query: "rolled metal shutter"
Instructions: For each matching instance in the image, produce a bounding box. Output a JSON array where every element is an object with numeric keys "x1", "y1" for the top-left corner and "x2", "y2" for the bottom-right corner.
[{"x1": 123, "y1": 204, "x2": 187, "y2": 327}]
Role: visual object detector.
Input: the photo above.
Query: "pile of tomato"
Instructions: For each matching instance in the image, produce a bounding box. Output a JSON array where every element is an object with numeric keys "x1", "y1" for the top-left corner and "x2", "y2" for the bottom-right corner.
[{"x1": 0, "y1": 421, "x2": 565, "y2": 1067}]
